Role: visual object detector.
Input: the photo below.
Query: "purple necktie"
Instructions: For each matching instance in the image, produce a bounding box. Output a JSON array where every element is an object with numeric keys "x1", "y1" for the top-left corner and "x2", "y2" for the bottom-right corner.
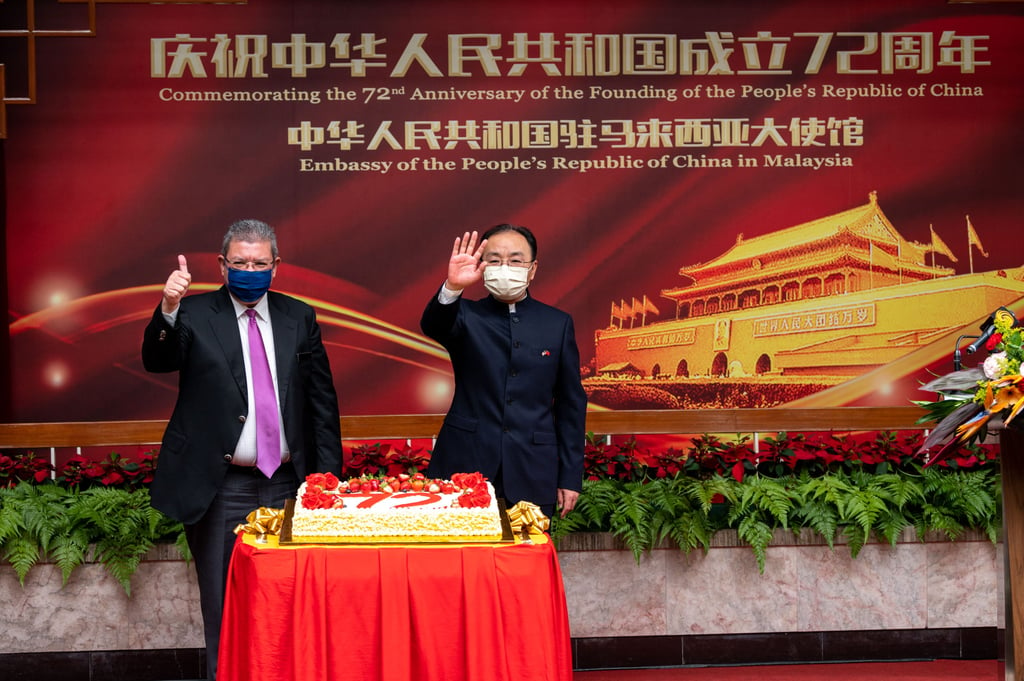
[{"x1": 246, "y1": 309, "x2": 280, "y2": 478}]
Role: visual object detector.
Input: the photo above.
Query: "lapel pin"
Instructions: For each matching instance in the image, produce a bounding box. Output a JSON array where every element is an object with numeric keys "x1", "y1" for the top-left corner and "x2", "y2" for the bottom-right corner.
[{"x1": 541, "y1": 350, "x2": 551, "y2": 357}]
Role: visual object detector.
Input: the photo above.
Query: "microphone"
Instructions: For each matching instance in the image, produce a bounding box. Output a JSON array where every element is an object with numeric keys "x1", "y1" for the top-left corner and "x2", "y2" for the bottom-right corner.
[
  {"x1": 965, "y1": 307, "x2": 1017, "y2": 354},
  {"x1": 953, "y1": 334, "x2": 978, "y2": 371}
]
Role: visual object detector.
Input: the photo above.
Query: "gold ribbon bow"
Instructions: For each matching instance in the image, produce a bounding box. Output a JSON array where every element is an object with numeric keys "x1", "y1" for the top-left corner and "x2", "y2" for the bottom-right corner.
[
  {"x1": 233, "y1": 507, "x2": 284, "y2": 539},
  {"x1": 506, "y1": 501, "x2": 550, "y2": 541}
]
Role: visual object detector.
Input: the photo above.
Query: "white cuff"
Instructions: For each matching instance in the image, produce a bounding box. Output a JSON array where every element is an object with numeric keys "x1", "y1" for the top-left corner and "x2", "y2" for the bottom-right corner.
[{"x1": 437, "y1": 283, "x2": 463, "y2": 305}]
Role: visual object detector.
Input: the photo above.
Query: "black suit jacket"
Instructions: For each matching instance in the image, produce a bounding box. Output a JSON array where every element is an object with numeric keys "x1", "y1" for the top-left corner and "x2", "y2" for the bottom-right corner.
[
  {"x1": 142, "y1": 287, "x2": 342, "y2": 525},
  {"x1": 421, "y1": 289, "x2": 587, "y2": 508}
]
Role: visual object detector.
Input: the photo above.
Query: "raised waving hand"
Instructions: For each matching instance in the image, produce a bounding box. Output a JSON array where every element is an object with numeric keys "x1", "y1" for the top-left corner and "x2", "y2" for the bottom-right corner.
[{"x1": 445, "y1": 231, "x2": 488, "y2": 292}]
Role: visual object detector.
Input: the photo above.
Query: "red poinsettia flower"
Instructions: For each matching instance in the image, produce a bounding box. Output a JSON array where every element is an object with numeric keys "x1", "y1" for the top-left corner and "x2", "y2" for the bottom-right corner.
[{"x1": 731, "y1": 461, "x2": 745, "y2": 483}]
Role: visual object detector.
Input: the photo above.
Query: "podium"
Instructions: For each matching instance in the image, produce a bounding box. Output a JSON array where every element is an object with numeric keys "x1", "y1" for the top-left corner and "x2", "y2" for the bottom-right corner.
[{"x1": 1004, "y1": 427, "x2": 1024, "y2": 680}]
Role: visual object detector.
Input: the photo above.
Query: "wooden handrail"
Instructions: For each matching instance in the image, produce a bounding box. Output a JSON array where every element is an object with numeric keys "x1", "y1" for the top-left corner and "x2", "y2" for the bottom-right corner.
[{"x1": 0, "y1": 406, "x2": 930, "y2": 449}]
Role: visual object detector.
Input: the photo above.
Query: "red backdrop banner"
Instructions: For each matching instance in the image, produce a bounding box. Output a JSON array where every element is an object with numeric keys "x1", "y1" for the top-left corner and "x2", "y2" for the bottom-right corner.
[{"x1": 4, "y1": 0, "x2": 1023, "y2": 421}]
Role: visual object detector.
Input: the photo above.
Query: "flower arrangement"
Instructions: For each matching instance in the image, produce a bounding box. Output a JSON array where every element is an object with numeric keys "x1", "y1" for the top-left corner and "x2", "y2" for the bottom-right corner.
[
  {"x1": 0, "y1": 431, "x2": 1000, "y2": 584},
  {"x1": 0, "y1": 450, "x2": 53, "y2": 486},
  {"x1": 584, "y1": 430, "x2": 993, "y2": 483},
  {"x1": 343, "y1": 442, "x2": 430, "y2": 478},
  {"x1": 569, "y1": 430, "x2": 998, "y2": 570},
  {"x1": 916, "y1": 307, "x2": 1023, "y2": 464},
  {"x1": 57, "y1": 451, "x2": 157, "y2": 489},
  {"x1": 0, "y1": 450, "x2": 158, "y2": 490}
]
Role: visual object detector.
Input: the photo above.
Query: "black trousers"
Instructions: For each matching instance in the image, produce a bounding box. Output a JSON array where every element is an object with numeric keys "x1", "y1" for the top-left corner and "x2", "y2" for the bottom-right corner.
[
  {"x1": 184, "y1": 462, "x2": 297, "y2": 681},
  {"x1": 492, "y1": 464, "x2": 555, "y2": 519}
]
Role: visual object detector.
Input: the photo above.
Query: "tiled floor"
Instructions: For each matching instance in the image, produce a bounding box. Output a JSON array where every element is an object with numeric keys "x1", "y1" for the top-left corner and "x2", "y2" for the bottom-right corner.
[
  {"x1": 0, "y1": 643, "x2": 1003, "y2": 681},
  {"x1": 130, "y1": 661, "x2": 1005, "y2": 681}
]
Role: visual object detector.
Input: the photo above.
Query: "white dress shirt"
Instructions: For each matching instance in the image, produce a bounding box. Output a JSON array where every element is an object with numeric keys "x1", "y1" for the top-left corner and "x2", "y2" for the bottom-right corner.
[{"x1": 164, "y1": 297, "x2": 289, "y2": 466}]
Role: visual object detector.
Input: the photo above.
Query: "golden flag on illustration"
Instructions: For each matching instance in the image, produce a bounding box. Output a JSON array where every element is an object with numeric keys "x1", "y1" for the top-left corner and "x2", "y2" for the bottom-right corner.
[
  {"x1": 967, "y1": 216, "x2": 989, "y2": 257},
  {"x1": 643, "y1": 295, "x2": 660, "y2": 316},
  {"x1": 929, "y1": 225, "x2": 958, "y2": 262}
]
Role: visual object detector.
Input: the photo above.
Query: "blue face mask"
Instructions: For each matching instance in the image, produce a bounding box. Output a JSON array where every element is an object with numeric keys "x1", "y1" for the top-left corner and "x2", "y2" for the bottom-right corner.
[{"x1": 226, "y1": 267, "x2": 273, "y2": 303}]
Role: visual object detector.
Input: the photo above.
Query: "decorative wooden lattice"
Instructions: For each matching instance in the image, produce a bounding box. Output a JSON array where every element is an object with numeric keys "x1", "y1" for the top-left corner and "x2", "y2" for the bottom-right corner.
[{"x1": 0, "y1": 0, "x2": 245, "y2": 138}]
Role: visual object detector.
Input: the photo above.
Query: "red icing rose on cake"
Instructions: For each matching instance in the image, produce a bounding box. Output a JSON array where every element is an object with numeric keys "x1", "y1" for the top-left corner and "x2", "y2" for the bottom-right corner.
[{"x1": 450, "y1": 472, "x2": 492, "y2": 508}]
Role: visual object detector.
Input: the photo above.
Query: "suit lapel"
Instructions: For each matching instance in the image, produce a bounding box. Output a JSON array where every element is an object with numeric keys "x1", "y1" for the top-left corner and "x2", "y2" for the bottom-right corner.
[
  {"x1": 268, "y1": 293, "x2": 298, "y2": 410},
  {"x1": 208, "y1": 287, "x2": 248, "y2": 400}
]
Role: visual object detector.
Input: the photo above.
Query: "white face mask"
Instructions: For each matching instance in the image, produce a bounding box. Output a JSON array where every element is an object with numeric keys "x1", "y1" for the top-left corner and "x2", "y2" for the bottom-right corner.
[{"x1": 483, "y1": 265, "x2": 531, "y2": 300}]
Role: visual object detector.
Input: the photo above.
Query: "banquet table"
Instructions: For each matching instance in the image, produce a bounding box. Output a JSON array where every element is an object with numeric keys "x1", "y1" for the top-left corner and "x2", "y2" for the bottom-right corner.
[{"x1": 217, "y1": 532, "x2": 574, "y2": 681}]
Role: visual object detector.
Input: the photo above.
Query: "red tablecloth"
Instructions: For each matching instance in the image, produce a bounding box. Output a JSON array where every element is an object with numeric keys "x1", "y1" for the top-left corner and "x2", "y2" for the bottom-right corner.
[{"x1": 218, "y1": 535, "x2": 573, "y2": 681}]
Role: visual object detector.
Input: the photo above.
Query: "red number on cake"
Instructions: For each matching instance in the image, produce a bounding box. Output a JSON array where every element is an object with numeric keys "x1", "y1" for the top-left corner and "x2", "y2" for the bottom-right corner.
[
  {"x1": 353, "y1": 493, "x2": 388, "y2": 509},
  {"x1": 347, "y1": 492, "x2": 444, "y2": 509},
  {"x1": 392, "y1": 492, "x2": 442, "y2": 508}
]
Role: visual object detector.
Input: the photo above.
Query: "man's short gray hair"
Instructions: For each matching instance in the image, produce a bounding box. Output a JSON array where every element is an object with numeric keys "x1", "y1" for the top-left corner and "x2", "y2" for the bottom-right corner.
[{"x1": 221, "y1": 219, "x2": 279, "y2": 258}]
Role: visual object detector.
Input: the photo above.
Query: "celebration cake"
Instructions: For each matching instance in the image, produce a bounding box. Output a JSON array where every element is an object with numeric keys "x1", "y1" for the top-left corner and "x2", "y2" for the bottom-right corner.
[{"x1": 286, "y1": 471, "x2": 506, "y2": 543}]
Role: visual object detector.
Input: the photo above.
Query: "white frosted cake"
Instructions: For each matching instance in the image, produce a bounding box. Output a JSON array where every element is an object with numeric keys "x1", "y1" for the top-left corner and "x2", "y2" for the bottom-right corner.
[{"x1": 288, "y1": 471, "x2": 505, "y2": 543}]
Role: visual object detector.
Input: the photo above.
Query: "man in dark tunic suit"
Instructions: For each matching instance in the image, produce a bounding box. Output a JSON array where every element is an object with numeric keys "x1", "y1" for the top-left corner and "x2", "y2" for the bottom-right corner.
[{"x1": 421, "y1": 224, "x2": 587, "y2": 518}]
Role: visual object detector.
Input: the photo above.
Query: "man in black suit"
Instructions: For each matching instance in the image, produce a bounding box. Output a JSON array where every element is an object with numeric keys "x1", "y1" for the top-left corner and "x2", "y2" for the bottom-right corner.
[
  {"x1": 142, "y1": 219, "x2": 341, "y2": 681},
  {"x1": 421, "y1": 224, "x2": 587, "y2": 519}
]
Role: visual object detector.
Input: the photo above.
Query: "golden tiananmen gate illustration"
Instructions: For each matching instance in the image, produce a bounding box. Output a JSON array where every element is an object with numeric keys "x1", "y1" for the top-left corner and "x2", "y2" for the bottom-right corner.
[{"x1": 586, "y1": 191, "x2": 1024, "y2": 410}]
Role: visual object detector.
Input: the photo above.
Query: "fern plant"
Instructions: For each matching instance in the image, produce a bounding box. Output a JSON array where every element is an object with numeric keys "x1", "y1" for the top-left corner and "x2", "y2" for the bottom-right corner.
[
  {"x1": 0, "y1": 482, "x2": 187, "y2": 594},
  {"x1": 551, "y1": 464, "x2": 1001, "y2": 572},
  {"x1": 0, "y1": 441, "x2": 1004, "y2": 585}
]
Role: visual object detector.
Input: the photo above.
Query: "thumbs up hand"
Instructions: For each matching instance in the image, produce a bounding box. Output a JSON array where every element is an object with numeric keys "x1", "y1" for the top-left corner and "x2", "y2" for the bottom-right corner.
[{"x1": 161, "y1": 254, "x2": 192, "y2": 314}]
